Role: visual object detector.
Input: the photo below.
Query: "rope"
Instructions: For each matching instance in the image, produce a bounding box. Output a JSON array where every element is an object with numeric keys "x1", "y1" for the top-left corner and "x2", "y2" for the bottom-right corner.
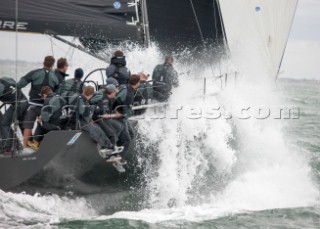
[{"x1": 0, "y1": 134, "x2": 45, "y2": 142}]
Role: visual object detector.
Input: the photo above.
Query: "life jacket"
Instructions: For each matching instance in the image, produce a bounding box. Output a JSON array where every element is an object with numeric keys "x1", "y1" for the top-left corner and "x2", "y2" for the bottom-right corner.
[
  {"x1": 152, "y1": 66, "x2": 172, "y2": 102},
  {"x1": 113, "y1": 85, "x2": 135, "y2": 117},
  {"x1": 77, "y1": 95, "x2": 95, "y2": 125},
  {"x1": 108, "y1": 65, "x2": 130, "y2": 85},
  {"x1": 54, "y1": 69, "x2": 69, "y2": 84},
  {"x1": 61, "y1": 79, "x2": 83, "y2": 106},
  {"x1": 92, "y1": 95, "x2": 114, "y2": 121},
  {"x1": 42, "y1": 93, "x2": 66, "y2": 125},
  {"x1": 133, "y1": 81, "x2": 151, "y2": 115},
  {"x1": 106, "y1": 57, "x2": 130, "y2": 85},
  {"x1": 29, "y1": 69, "x2": 58, "y2": 104}
]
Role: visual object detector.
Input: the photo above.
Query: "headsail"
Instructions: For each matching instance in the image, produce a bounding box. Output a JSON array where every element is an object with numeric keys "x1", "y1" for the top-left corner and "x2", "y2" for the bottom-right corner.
[
  {"x1": 218, "y1": 0, "x2": 298, "y2": 79},
  {"x1": 0, "y1": 0, "x2": 143, "y2": 41}
]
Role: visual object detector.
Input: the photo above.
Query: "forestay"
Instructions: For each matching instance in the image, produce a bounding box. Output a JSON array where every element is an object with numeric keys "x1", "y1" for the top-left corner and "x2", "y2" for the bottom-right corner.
[{"x1": 218, "y1": 0, "x2": 298, "y2": 79}]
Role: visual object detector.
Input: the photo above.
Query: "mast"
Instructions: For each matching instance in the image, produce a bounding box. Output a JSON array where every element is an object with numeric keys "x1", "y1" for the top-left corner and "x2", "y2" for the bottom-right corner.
[{"x1": 140, "y1": 0, "x2": 150, "y2": 47}]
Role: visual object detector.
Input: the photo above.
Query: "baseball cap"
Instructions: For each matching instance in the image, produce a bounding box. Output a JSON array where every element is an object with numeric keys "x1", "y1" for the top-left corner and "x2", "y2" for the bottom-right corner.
[
  {"x1": 104, "y1": 84, "x2": 119, "y2": 94},
  {"x1": 106, "y1": 77, "x2": 119, "y2": 86}
]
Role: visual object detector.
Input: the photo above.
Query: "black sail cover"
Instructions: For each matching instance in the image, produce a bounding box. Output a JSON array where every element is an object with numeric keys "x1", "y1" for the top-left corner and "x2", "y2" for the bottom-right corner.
[{"x1": 0, "y1": 0, "x2": 142, "y2": 41}]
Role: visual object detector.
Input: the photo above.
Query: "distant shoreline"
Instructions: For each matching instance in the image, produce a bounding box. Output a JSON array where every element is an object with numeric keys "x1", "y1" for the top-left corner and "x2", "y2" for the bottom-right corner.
[
  {"x1": 0, "y1": 59, "x2": 318, "y2": 82},
  {"x1": 0, "y1": 59, "x2": 41, "y2": 65}
]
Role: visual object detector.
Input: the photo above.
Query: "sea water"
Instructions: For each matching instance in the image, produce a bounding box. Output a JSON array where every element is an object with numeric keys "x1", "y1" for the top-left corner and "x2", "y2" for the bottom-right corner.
[{"x1": 0, "y1": 44, "x2": 319, "y2": 228}]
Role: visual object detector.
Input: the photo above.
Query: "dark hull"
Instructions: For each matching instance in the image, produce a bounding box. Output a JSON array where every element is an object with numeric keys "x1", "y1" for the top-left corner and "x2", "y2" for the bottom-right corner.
[{"x1": 1, "y1": 130, "x2": 132, "y2": 193}]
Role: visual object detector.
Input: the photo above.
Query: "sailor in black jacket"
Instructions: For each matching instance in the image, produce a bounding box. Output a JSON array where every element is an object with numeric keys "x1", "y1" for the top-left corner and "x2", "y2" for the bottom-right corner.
[
  {"x1": 0, "y1": 77, "x2": 28, "y2": 154},
  {"x1": 54, "y1": 58, "x2": 69, "y2": 94},
  {"x1": 106, "y1": 50, "x2": 131, "y2": 85}
]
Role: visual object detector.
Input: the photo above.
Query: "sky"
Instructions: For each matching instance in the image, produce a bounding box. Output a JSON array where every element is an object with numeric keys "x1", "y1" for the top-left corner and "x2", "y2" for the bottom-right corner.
[
  {"x1": 0, "y1": 0, "x2": 319, "y2": 79},
  {"x1": 280, "y1": 0, "x2": 320, "y2": 79}
]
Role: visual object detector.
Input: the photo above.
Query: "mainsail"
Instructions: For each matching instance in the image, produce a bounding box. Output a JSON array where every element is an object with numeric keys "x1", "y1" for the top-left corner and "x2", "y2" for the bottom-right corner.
[
  {"x1": 218, "y1": 0, "x2": 298, "y2": 79},
  {"x1": 0, "y1": 0, "x2": 224, "y2": 54},
  {"x1": 0, "y1": 0, "x2": 142, "y2": 41}
]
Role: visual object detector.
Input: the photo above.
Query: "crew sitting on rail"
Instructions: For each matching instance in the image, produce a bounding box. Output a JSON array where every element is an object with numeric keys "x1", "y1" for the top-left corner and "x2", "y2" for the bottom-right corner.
[
  {"x1": 77, "y1": 85, "x2": 123, "y2": 159},
  {"x1": 28, "y1": 86, "x2": 67, "y2": 150},
  {"x1": 0, "y1": 77, "x2": 28, "y2": 155},
  {"x1": 91, "y1": 85, "x2": 118, "y2": 146},
  {"x1": 106, "y1": 50, "x2": 131, "y2": 85},
  {"x1": 112, "y1": 74, "x2": 141, "y2": 157},
  {"x1": 92, "y1": 84, "x2": 128, "y2": 163}
]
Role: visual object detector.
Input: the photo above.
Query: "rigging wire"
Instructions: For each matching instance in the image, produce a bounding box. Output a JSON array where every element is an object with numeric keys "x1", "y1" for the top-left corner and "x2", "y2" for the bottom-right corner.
[
  {"x1": 189, "y1": 0, "x2": 205, "y2": 43},
  {"x1": 11, "y1": 0, "x2": 20, "y2": 154},
  {"x1": 216, "y1": 0, "x2": 238, "y2": 89},
  {"x1": 212, "y1": 0, "x2": 223, "y2": 88},
  {"x1": 213, "y1": 0, "x2": 219, "y2": 41},
  {"x1": 50, "y1": 35, "x2": 55, "y2": 56},
  {"x1": 189, "y1": 0, "x2": 220, "y2": 92}
]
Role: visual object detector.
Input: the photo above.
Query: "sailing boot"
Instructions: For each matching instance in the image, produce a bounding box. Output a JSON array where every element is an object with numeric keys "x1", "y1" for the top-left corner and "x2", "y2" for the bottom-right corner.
[
  {"x1": 112, "y1": 145, "x2": 124, "y2": 154},
  {"x1": 106, "y1": 154, "x2": 122, "y2": 163},
  {"x1": 112, "y1": 161, "x2": 126, "y2": 173}
]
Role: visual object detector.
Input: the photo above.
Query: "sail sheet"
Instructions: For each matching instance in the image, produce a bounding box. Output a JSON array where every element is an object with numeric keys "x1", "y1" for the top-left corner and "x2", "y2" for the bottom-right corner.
[
  {"x1": 218, "y1": 0, "x2": 298, "y2": 78},
  {"x1": 0, "y1": 0, "x2": 141, "y2": 41}
]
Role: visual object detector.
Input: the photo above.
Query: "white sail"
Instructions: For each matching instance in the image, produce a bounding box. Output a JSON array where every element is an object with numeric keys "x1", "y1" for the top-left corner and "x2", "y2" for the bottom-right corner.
[{"x1": 218, "y1": 0, "x2": 298, "y2": 79}]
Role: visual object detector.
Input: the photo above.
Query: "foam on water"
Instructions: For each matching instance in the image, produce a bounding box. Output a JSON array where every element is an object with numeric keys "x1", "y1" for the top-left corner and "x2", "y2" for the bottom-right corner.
[
  {"x1": 0, "y1": 190, "x2": 97, "y2": 227},
  {"x1": 104, "y1": 45, "x2": 319, "y2": 222}
]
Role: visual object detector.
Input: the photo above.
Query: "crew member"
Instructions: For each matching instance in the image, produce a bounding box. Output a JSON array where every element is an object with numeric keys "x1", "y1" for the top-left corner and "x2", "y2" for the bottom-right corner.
[
  {"x1": 55, "y1": 58, "x2": 69, "y2": 85},
  {"x1": 106, "y1": 50, "x2": 130, "y2": 85},
  {"x1": 28, "y1": 86, "x2": 66, "y2": 150},
  {"x1": 152, "y1": 56, "x2": 179, "y2": 102},
  {"x1": 0, "y1": 77, "x2": 28, "y2": 154},
  {"x1": 60, "y1": 68, "x2": 84, "y2": 103},
  {"x1": 17, "y1": 56, "x2": 60, "y2": 148},
  {"x1": 92, "y1": 84, "x2": 125, "y2": 151},
  {"x1": 133, "y1": 72, "x2": 153, "y2": 115},
  {"x1": 77, "y1": 85, "x2": 121, "y2": 158},
  {"x1": 113, "y1": 74, "x2": 141, "y2": 157}
]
